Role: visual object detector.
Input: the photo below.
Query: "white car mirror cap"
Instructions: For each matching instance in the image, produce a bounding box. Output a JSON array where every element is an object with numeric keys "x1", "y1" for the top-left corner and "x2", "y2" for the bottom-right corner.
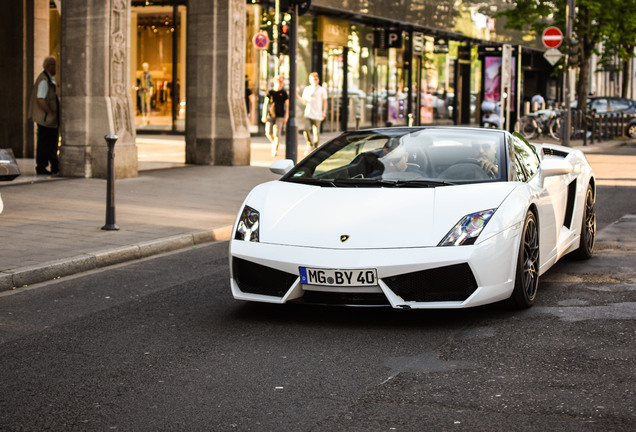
[{"x1": 270, "y1": 159, "x2": 294, "y2": 175}]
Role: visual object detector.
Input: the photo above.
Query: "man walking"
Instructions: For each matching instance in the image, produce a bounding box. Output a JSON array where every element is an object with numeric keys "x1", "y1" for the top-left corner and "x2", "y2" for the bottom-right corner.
[
  {"x1": 300, "y1": 72, "x2": 328, "y2": 151},
  {"x1": 28, "y1": 56, "x2": 60, "y2": 175},
  {"x1": 262, "y1": 75, "x2": 289, "y2": 157}
]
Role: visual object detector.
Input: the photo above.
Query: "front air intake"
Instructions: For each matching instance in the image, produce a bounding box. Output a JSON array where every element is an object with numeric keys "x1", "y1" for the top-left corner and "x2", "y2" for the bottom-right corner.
[
  {"x1": 384, "y1": 263, "x2": 478, "y2": 302},
  {"x1": 232, "y1": 258, "x2": 297, "y2": 297}
]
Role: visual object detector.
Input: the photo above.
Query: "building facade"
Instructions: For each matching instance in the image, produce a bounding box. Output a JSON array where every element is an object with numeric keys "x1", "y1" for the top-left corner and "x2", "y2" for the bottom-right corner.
[
  {"x1": 2, "y1": 0, "x2": 249, "y2": 179},
  {"x1": 9, "y1": 1, "x2": 629, "y2": 179}
]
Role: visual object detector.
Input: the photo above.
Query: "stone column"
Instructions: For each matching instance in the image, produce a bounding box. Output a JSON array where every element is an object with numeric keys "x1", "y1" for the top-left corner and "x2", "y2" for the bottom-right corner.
[
  {"x1": 186, "y1": 0, "x2": 250, "y2": 166},
  {"x1": 59, "y1": 0, "x2": 137, "y2": 178}
]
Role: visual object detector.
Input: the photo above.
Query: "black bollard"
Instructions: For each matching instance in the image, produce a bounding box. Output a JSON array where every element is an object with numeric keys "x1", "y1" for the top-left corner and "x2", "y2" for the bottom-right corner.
[{"x1": 101, "y1": 134, "x2": 119, "y2": 231}]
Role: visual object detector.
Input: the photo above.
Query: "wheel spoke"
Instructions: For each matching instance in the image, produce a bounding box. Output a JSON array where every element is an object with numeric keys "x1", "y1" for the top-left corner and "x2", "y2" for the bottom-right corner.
[
  {"x1": 584, "y1": 191, "x2": 596, "y2": 250},
  {"x1": 522, "y1": 217, "x2": 539, "y2": 298}
]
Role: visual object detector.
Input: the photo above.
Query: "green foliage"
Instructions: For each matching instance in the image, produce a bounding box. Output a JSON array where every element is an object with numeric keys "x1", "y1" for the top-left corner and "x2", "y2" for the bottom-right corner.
[
  {"x1": 601, "y1": 0, "x2": 636, "y2": 63},
  {"x1": 493, "y1": 0, "x2": 636, "y2": 110}
]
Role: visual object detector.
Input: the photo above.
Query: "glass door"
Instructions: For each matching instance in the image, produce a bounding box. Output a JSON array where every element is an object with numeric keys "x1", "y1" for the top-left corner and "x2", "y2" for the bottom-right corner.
[{"x1": 131, "y1": 4, "x2": 186, "y2": 132}]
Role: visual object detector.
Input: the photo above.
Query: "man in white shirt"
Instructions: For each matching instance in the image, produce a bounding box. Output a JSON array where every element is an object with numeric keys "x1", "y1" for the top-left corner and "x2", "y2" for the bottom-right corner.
[
  {"x1": 28, "y1": 56, "x2": 60, "y2": 175},
  {"x1": 531, "y1": 93, "x2": 545, "y2": 111},
  {"x1": 300, "y1": 72, "x2": 328, "y2": 151}
]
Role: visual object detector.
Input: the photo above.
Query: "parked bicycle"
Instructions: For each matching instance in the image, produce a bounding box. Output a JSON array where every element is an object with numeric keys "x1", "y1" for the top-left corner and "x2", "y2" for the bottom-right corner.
[
  {"x1": 549, "y1": 111, "x2": 588, "y2": 141},
  {"x1": 515, "y1": 109, "x2": 560, "y2": 140}
]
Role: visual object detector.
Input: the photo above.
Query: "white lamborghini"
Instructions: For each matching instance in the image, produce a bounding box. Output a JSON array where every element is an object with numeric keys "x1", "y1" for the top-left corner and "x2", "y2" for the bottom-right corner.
[{"x1": 230, "y1": 127, "x2": 596, "y2": 309}]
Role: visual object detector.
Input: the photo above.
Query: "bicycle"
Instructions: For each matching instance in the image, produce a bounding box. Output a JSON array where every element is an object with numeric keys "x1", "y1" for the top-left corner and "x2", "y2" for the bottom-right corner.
[
  {"x1": 515, "y1": 109, "x2": 560, "y2": 140},
  {"x1": 548, "y1": 111, "x2": 586, "y2": 141}
]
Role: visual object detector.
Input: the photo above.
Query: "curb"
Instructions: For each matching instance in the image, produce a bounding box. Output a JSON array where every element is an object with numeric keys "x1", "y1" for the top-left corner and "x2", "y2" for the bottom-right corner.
[{"x1": 0, "y1": 225, "x2": 233, "y2": 292}]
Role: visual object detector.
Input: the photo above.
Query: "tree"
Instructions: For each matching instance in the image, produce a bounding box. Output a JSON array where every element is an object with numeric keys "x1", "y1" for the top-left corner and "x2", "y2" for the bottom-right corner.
[
  {"x1": 600, "y1": 1, "x2": 636, "y2": 98},
  {"x1": 494, "y1": 0, "x2": 636, "y2": 112}
]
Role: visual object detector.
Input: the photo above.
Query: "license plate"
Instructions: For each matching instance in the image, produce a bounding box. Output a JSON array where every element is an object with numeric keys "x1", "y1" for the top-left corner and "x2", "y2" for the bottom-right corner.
[{"x1": 299, "y1": 267, "x2": 378, "y2": 287}]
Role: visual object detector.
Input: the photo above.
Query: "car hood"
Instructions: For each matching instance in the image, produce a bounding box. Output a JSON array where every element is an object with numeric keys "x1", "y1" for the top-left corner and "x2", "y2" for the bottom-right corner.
[{"x1": 245, "y1": 180, "x2": 518, "y2": 249}]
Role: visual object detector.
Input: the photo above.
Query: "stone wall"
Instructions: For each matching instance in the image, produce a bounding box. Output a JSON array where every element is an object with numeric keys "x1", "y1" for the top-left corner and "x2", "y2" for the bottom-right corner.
[{"x1": 59, "y1": 0, "x2": 137, "y2": 179}]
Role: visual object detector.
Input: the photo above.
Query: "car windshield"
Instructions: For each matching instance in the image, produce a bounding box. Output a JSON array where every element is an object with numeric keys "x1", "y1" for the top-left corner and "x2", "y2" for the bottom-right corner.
[{"x1": 282, "y1": 128, "x2": 506, "y2": 187}]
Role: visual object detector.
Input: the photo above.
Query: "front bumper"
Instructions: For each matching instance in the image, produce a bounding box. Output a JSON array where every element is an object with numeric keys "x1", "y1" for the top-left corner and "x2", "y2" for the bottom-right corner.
[{"x1": 229, "y1": 228, "x2": 520, "y2": 309}]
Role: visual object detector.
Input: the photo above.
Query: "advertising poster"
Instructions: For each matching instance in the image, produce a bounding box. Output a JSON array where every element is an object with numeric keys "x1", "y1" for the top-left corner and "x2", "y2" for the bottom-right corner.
[{"x1": 484, "y1": 57, "x2": 501, "y2": 102}]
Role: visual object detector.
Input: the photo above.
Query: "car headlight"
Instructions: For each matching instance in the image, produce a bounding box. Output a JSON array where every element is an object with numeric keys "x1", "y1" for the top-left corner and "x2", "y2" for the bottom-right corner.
[
  {"x1": 235, "y1": 205, "x2": 260, "y2": 242},
  {"x1": 438, "y1": 209, "x2": 496, "y2": 246}
]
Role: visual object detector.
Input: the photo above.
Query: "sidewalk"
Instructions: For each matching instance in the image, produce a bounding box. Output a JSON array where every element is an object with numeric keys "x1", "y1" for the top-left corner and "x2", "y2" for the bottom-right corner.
[{"x1": 1, "y1": 130, "x2": 634, "y2": 292}]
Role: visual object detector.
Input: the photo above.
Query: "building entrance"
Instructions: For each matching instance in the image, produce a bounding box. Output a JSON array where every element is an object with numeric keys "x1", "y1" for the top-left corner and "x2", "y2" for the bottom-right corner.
[{"x1": 131, "y1": 4, "x2": 186, "y2": 133}]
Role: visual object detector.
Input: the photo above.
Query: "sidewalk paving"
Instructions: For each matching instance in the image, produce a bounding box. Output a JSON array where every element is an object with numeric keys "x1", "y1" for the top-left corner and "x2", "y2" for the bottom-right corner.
[{"x1": 1, "y1": 130, "x2": 634, "y2": 292}]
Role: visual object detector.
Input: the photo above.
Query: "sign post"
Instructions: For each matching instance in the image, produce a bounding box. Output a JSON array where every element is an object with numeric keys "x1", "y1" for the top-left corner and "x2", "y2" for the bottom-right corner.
[
  {"x1": 542, "y1": 25, "x2": 571, "y2": 146},
  {"x1": 285, "y1": 2, "x2": 299, "y2": 163},
  {"x1": 564, "y1": 0, "x2": 576, "y2": 147},
  {"x1": 501, "y1": 44, "x2": 513, "y2": 131}
]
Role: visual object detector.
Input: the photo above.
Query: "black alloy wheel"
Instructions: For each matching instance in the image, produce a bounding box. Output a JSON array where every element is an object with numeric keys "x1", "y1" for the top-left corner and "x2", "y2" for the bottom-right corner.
[
  {"x1": 508, "y1": 211, "x2": 540, "y2": 309},
  {"x1": 572, "y1": 184, "x2": 596, "y2": 260}
]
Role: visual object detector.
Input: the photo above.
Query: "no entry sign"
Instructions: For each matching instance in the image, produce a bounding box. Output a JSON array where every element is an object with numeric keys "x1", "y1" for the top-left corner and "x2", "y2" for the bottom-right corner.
[{"x1": 542, "y1": 27, "x2": 563, "y2": 49}]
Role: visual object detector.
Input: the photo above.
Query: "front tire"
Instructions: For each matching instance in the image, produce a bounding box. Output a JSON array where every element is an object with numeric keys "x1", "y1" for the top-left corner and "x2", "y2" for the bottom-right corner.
[
  {"x1": 571, "y1": 184, "x2": 596, "y2": 260},
  {"x1": 507, "y1": 211, "x2": 540, "y2": 309}
]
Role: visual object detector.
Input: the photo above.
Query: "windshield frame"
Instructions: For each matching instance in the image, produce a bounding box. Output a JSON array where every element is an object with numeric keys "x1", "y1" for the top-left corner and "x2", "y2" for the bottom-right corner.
[{"x1": 282, "y1": 127, "x2": 508, "y2": 187}]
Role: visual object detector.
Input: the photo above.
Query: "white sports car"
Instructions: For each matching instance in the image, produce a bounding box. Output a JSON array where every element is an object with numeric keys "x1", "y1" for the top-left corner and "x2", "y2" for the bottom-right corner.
[{"x1": 230, "y1": 127, "x2": 596, "y2": 309}]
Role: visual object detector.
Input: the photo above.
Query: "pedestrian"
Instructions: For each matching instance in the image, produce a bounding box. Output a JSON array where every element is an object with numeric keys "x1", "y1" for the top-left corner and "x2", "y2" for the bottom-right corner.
[
  {"x1": 245, "y1": 76, "x2": 255, "y2": 125},
  {"x1": 139, "y1": 62, "x2": 153, "y2": 124},
  {"x1": 300, "y1": 72, "x2": 328, "y2": 151},
  {"x1": 531, "y1": 93, "x2": 545, "y2": 111},
  {"x1": 28, "y1": 56, "x2": 60, "y2": 175},
  {"x1": 261, "y1": 75, "x2": 289, "y2": 156}
]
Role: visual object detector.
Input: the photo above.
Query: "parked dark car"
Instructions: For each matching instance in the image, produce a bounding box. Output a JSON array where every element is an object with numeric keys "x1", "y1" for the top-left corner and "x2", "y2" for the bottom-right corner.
[
  {"x1": 572, "y1": 96, "x2": 635, "y2": 114},
  {"x1": 572, "y1": 97, "x2": 636, "y2": 137}
]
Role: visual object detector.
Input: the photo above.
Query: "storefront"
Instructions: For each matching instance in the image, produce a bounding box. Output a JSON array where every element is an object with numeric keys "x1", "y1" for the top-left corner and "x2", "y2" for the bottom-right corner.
[
  {"x1": 131, "y1": 1, "x2": 187, "y2": 132},
  {"x1": 44, "y1": 1, "x2": 548, "y2": 140},
  {"x1": 245, "y1": 2, "x2": 487, "y2": 137}
]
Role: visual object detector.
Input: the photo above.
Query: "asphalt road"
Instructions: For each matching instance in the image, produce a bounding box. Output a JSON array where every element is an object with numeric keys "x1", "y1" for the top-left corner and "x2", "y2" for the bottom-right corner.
[
  {"x1": 0, "y1": 229, "x2": 634, "y2": 431},
  {"x1": 585, "y1": 142, "x2": 636, "y2": 228},
  {"x1": 1, "y1": 142, "x2": 634, "y2": 431}
]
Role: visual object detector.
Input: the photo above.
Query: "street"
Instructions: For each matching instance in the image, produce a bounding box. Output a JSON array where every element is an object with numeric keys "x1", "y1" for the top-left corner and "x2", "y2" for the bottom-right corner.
[
  {"x1": 0, "y1": 142, "x2": 635, "y2": 431},
  {"x1": 1, "y1": 233, "x2": 635, "y2": 430}
]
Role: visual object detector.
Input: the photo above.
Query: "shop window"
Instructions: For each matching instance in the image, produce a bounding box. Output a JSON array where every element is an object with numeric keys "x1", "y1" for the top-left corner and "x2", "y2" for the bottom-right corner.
[{"x1": 132, "y1": 5, "x2": 186, "y2": 132}]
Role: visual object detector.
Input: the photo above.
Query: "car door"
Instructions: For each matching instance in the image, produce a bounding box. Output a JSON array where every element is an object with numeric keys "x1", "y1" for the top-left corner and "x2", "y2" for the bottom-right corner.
[{"x1": 511, "y1": 136, "x2": 567, "y2": 268}]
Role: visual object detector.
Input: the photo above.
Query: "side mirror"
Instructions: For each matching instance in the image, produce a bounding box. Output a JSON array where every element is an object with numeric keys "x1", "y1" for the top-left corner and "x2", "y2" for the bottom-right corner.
[
  {"x1": 540, "y1": 157, "x2": 572, "y2": 187},
  {"x1": 541, "y1": 157, "x2": 573, "y2": 177},
  {"x1": 270, "y1": 159, "x2": 294, "y2": 175}
]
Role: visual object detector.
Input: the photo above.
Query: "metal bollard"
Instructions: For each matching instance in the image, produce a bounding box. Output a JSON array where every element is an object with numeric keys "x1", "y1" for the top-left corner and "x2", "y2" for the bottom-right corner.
[{"x1": 101, "y1": 134, "x2": 119, "y2": 231}]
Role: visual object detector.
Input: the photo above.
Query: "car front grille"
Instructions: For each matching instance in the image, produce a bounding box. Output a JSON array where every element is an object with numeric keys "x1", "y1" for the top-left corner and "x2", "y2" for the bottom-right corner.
[
  {"x1": 232, "y1": 257, "x2": 297, "y2": 297},
  {"x1": 383, "y1": 263, "x2": 478, "y2": 302}
]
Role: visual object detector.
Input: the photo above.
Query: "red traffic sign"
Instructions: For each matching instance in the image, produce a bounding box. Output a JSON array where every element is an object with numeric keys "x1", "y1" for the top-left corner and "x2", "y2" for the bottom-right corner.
[
  {"x1": 542, "y1": 26, "x2": 563, "y2": 49},
  {"x1": 253, "y1": 32, "x2": 269, "y2": 50}
]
